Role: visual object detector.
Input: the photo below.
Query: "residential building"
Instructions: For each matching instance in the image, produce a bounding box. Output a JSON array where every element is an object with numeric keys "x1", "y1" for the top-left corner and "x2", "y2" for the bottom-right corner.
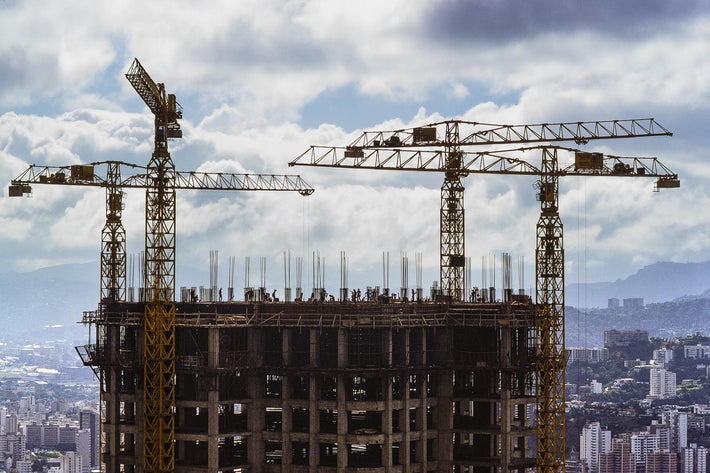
[
  {"x1": 684, "y1": 344, "x2": 710, "y2": 359},
  {"x1": 79, "y1": 408, "x2": 99, "y2": 471},
  {"x1": 653, "y1": 347, "x2": 674, "y2": 366},
  {"x1": 682, "y1": 443, "x2": 708, "y2": 473},
  {"x1": 76, "y1": 429, "x2": 91, "y2": 473},
  {"x1": 61, "y1": 451, "x2": 82, "y2": 473},
  {"x1": 5, "y1": 414, "x2": 18, "y2": 435},
  {"x1": 604, "y1": 329, "x2": 649, "y2": 348},
  {"x1": 662, "y1": 409, "x2": 688, "y2": 452},
  {"x1": 599, "y1": 438, "x2": 635, "y2": 473},
  {"x1": 623, "y1": 298, "x2": 644, "y2": 308},
  {"x1": 590, "y1": 379, "x2": 603, "y2": 395},
  {"x1": 650, "y1": 368, "x2": 677, "y2": 399},
  {"x1": 16, "y1": 459, "x2": 31, "y2": 473},
  {"x1": 581, "y1": 421, "x2": 611, "y2": 473},
  {"x1": 646, "y1": 450, "x2": 678, "y2": 473},
  {"x1": 632, "y1": 430, "x2": 661, "y2": 471},
  {"x1": 608, "y1": 298, "x2": 620, "y2": 309}
]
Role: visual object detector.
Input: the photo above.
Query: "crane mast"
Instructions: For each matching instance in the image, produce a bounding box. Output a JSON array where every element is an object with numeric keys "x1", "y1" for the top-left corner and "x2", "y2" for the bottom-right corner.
[
  {"x1": 535, "y1": 148, "x2": 566, "y2": 473},
  {"x1": 125, "y1": 57, "x2": 180, "y2": 473},
  {"x1": 441, "y1": 121, "x2": 466, "y2": 300}
]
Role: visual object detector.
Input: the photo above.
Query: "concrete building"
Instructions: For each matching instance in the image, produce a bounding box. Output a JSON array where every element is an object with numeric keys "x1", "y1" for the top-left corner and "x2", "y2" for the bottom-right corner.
[
  {"x1": 598, "y1": 438, "x2": 635, "y2": 473},
  {"x1": 76, "y1": 429, "x2": 91, "y2": 473},
  {"x1": 580, "y1": 422, "x2": 611, "y2": 473},
  {"x1": 24, "y1": 423, "x2": 41, "y2": 449},
  {"x1": 590, "y1": 380, "x2": 603, "y2": 395},
  {"x1": 607, "y1": 298, "x2": 620, "y2": 309},
  {"x1": 632, "y1": 430, "x2": 661, "y2": 470},
  {"x1": 650, "y1": 368, "x2": 677, "y2": 399},
  {"x1": 662, "y1": 409, "x2": 688, "y2": 453},
  {"x1": 61, "y1": 451, "x2": 82, "y2": 473},
  {"x1": 43, "y1": 424, "x2": 59, "y2": 449},
  {"x1": 684, "y1": 344, "x2": 710, "y2": 359},
  {"x1": 15, "y1": 459, "x2": 32, "y2": 473},
  {"x1": 681, "y1": 443, "x2": 708, "y2": 473},
  {"x1": 653, "y1": 347, "x2": 674, "y2": 366},
  {"x1": 566, "y1": 347, "x2": 608, "y2": 364},
  {"x1": 623, "y1": 298, "x2": 644, "y2": 308},
  {"x1": 80, "y1": 299, "x2": 538, "y2": 473},
  {"x1": 79, "y1": 409, "x2": 100, "y2": 471},
  {"x1": 5, "y1": 414, "x2": 18, "y2": 435},
  {"x1": 604, "y1": 329, "x2": 649, "y2": 349},
  {"x1": 646, "y1": 450, "x2": 678, "y2": 473},
  {"x1": 59, "y1": 425, "x2": 78, "y2": 450}
]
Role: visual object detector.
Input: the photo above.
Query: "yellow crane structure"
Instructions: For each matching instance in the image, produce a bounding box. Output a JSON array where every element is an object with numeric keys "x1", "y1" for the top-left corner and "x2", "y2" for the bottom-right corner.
[
  {"x1": 9, "y1": 160, "x2": 313, "y2": 473},
  {"x1": 289, "y1": 122, "x2": 678, "y2": 473},
  {"x1": 10, "y1": 161, "x2": 313, "y2": 304},
  {"x1": 10, "y1": 58, "x2": 314, "y2": 473}
]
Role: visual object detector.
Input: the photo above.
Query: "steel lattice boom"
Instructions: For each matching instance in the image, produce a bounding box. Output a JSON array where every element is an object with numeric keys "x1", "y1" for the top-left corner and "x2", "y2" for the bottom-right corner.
[
  {"x1": 10, "y1": 161, "x2": 314, "y2": 306},
  {"x1": 347, "y1": 118, "x2": 672, "y2": 148}
]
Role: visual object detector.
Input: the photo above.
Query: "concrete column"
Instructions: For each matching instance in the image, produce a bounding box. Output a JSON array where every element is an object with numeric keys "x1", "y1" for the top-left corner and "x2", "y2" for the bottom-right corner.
[
  {"x1": 500, "y1": 326, "x2": 512, "y2": 473},
  {"x1": 308, "y1": 329, "x2": 319, "y2": 473},
  {"x1": 207, "y1": 327, "x2": 219, "y2": 473},
  {"x1": 401, "y1": 328, "x2": 411, "y2": 471},
  {"x1": 383, "y1": 330, "x2": 393, "y2": 471},
  {"x1": 417, "y1": 329, "x2": 428, "y2": 470},
  {"x1": 281, "y1": 329, "x2": 292, "y2": 472},
  {"x1": 105, "y1": 325, "x2": 120, "y2": 473},
  {"x1": 247, "y1": 328, "x2": 264, "y2": 473},
  {"x1": 337, "y1": 328, "x2": 348, "y2": 470},
  {"x1": 432, "y1": 329, "x2": 453, "y2": 470}
]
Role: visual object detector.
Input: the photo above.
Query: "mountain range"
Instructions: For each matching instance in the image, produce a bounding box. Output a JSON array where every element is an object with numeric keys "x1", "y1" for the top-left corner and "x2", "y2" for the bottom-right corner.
[{"x1": 565, "y1": 261, "x2": 710, "y2": 309}]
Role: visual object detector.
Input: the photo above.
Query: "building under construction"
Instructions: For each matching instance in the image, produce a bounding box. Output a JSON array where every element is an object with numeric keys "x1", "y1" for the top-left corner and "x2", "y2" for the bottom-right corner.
[{"x1": 80, "y1": 294, "x2": 538, "y2": 473}]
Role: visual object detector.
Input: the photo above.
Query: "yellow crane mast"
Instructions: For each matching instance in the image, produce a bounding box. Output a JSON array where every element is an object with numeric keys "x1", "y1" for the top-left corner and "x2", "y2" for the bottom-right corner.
[
  {"x1": 290, "y1": 124, "x2": 678, "y2": 473},
  {"x1": 124, "y1": 58, "x2": 181, "y2": 473}
]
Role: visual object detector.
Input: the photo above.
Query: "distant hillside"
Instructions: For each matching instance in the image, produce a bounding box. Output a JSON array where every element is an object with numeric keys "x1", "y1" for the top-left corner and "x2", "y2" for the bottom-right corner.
[
  {"x1": 566, "y1": 261, "x2": 710, "y2": 309},
  {"x1": 0, "y1": 262, "x2": 98, "y2": 343},
  {"x1": 566, "y1": 297, "x2": 710, "y2": 347}
]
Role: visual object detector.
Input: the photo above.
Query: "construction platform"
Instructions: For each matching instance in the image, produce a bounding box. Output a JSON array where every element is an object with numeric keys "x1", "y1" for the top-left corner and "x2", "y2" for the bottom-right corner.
[{"x1": 78, "y1": 299, "x2": 538, "y2": 473}]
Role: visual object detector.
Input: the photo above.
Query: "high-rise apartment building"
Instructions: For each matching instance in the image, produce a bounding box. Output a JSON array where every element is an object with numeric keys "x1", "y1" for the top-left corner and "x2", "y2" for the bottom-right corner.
[
  {"x1": 61, "y1": 451, "x2": 83, "y2": 473},
  {"x1": 599, "y1": 438, "x2": 635, "y2": 473},
  {"x1": 662, "y1": 410, "x2": 688, "y2": 453},
  {"x1": 650, "y1": 368, "x2": 677, "y2": 399},
  {"x1": 79, "y1": 408, "x2": 99, "y2": 471},
  {"x1": 581, "y1": 422, "x2": 611, "y2": 473},
  {"x1": 646, "y1": 450, "x2": 678, "y2": 473}
]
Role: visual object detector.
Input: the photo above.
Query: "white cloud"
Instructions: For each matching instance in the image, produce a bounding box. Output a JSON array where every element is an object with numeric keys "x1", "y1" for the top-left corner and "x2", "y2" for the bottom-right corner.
[{"x1": 0, "y1": 0, "x2": 706, "y2": 292}]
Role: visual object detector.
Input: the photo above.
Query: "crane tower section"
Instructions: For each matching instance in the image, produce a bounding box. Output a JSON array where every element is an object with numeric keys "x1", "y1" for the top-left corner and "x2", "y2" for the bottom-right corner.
[{"x1": 126, "y1": 58, "x2": 179, "y2": 473}]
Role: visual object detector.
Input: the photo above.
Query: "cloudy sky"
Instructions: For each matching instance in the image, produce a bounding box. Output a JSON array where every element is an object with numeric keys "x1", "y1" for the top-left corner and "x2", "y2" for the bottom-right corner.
[{"x1": 1, "y1": 0, "x2": 708, "y2": 298}]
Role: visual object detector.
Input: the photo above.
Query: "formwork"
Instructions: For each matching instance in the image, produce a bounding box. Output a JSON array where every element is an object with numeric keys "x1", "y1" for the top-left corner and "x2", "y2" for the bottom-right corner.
[{"x1": 79, "y1": 299, "x2": 537, "y2": 473}]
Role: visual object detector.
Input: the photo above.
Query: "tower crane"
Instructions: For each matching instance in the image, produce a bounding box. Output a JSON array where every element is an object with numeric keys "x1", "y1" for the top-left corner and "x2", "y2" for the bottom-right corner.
[
  {"x1": 9, "y1": 161, "x2": 314, "y2": 304},
  {"x1": 9, "y1": 57, "x2": 314, "y2": 473},
  {"x1": 9, "y1": 161, "x2": 313, "y2": 473},
  {"x1": 289, "y1": 121, "x2": 677, "y2": 473}
]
